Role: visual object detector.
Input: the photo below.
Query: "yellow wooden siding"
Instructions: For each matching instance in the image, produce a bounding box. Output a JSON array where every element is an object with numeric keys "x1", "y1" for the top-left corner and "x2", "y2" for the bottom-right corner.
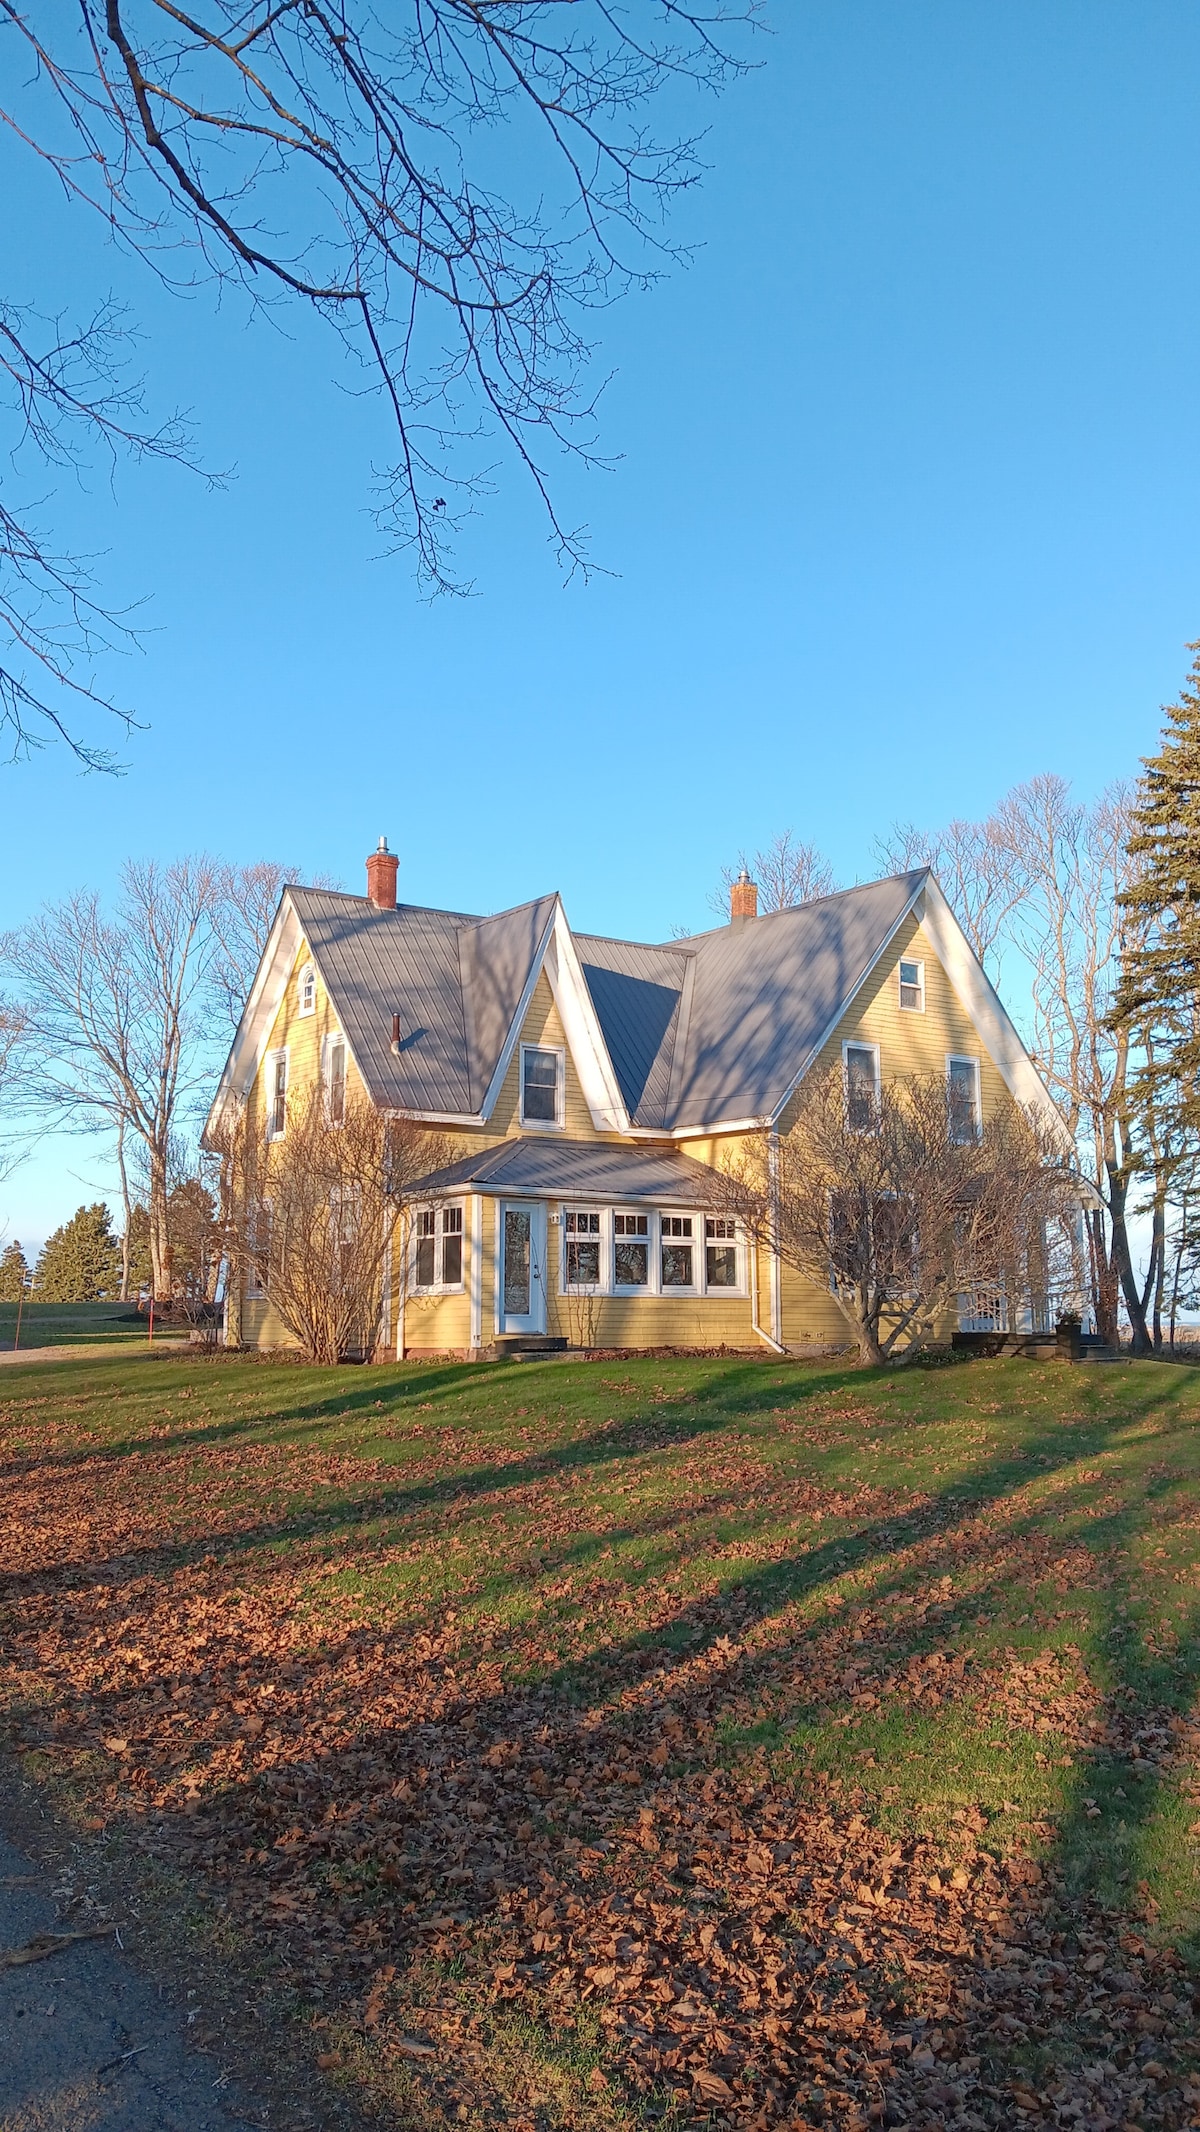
[
  {"x1": 237, "y1": 912, "x2": 1021, "y2": 1357},
  {"x1": 487, "y1": 971, "x2": 609, "y2": 1140},
  {"x1": 241, "y1": 1296, "x2": 302, "y2": 1350},
  {"x1": 238, "y1": 940, "x2": 368, "y2": 1349},
  {"x1": 776, "y1": 913, "x2": 1009, "y2": 1131}
]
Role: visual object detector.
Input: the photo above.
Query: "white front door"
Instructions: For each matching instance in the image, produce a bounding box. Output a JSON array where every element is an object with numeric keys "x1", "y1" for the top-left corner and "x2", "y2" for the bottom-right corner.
[{"x1": 499, "y1": 1202, "x2": 547, "y2": 1335}]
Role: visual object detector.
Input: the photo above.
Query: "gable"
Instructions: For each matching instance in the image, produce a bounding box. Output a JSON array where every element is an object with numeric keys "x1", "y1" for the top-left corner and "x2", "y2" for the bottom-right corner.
[
  {"x1": 205, "y1": 866, "x2": 1065, "y2": 1155},
  {"x1": 486, "y1": 971, "x2": 609, "y2": 1139}
]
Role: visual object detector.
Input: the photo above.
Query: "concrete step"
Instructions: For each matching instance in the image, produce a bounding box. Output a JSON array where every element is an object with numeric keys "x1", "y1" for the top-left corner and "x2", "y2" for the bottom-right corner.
[{"x1": 488, "y1": 1334, "x2": 569, "y2": 1360}]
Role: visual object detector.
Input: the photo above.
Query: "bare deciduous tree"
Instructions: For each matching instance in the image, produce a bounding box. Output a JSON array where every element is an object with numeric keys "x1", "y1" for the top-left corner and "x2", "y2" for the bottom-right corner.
[
  {"x1": 0, "y1": 997, "x2": 29, "y2": 1182},
  {"x1": 1, "y1": 857, "x2": 223, "y2": 1297},
  {"x1": 873, "y1": 815, "x2": 1026, "y2": 974},
  {"x1": 221, "y1": 1087, "x2": 444, "y2": 1364},
  {"x1": 994, "y1": 776, "x2": 1151, "y2": 1350},
  {"x1": 3, "y1": 4, "x2": 754, "y2": 762},
  {"x1": 209, "y1": 860, "x2": 340, "y2": 1034},
  {"x1": 714, "y1": 1066, "x2": 1075, "y2": 1367},
  {"x1": 710, "y1": 832, "x2": 837, "y2": 919}
]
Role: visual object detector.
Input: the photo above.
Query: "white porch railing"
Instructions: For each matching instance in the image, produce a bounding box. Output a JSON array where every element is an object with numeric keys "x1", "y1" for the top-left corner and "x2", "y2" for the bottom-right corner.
[{"x1": 957, "y1": 1287, "x2": 1096, "y2": 1336}]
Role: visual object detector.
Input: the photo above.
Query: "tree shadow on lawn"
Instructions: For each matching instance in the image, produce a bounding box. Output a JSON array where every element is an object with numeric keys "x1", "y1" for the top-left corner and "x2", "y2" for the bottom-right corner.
[
  {"x1": 10, "y1": 1375, "x2": 1200, "y2": 2127},
  {"x1": 0, "y1": 1356, "x2": 924, "y2": 1593}
]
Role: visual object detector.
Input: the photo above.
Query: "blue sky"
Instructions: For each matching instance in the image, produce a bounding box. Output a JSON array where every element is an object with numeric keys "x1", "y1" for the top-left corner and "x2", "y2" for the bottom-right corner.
[{"x1": 3, "y1": 1, "x2": 1200, "y2": 1251}]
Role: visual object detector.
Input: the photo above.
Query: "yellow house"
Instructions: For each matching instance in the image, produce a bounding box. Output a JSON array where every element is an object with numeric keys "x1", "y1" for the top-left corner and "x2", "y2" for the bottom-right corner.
[{"x1": 204, "y1": 840, "x2": 1066, "y2": 1359}]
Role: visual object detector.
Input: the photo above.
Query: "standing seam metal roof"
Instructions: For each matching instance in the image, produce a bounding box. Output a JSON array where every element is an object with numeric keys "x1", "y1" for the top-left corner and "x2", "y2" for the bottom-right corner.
[{"x1": 286, "y1": 872, "x2": 929, "y2": 1130}]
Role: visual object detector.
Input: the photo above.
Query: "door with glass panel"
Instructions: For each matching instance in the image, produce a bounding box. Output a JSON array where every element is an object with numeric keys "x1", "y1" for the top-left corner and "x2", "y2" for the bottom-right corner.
[{"x1": 499, "y1": 1201, "x2": 547, "y2": 1334}]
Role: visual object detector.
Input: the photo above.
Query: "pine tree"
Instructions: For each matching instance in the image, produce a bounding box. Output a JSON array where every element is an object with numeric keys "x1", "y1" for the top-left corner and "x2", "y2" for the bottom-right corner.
[
  {"x1": 1117, "y1": 642, "x2": 1200, "y2": 1140},
  {"x1": 0, "y1": 1240, "x2": 30, "y2": 1302},
  {"x1": 34, "y1": 1204, "x2": 122, "y2": 1302}
]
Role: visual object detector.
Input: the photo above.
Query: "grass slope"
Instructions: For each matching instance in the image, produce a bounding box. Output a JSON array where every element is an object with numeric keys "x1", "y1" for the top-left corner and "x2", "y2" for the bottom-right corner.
[
  {"x1": 1, "y1": 1348, "x2": 1198, "y2": 2129},
  {"x1": 0, "y1": 1299, "x2": 147, "y2": 1349}
]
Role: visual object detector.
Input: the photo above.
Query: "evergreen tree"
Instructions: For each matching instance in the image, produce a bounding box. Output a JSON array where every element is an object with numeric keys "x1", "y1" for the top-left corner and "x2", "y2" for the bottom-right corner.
[
  {"x1": 0, "y1": 1240, "x2": 30, "y2": 1302},
  {"x1": 35, "y1": 1203, "x2": 122, "y2": 1302},
  {"x1": 1117, "y1": 642, "x2": 1200, "y2": 1141}
]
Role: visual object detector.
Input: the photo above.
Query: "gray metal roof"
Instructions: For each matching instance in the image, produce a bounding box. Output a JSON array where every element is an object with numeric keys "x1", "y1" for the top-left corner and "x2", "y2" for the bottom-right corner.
[
  {"x1": 660, "y1": 872, "x2": 926, "y2": 1127},
  {"x1": 574, "y1": 934, "x2": 690, "y2": 1129},
  {"x1": 409, "y1": 1135, "x2": 721, "y2": 1204},
  {"x1": 288, "y1": 871, "x2": 928, "y2": 1131},
  {"x1": 290, "y1": 888, "x2": 556, "y2": 1115}
]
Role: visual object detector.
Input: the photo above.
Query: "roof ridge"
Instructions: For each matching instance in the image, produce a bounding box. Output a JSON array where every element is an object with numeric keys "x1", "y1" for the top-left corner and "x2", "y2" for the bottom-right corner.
[{"x1": 662, "y1": 867, "x2": 931, "y2": 944}]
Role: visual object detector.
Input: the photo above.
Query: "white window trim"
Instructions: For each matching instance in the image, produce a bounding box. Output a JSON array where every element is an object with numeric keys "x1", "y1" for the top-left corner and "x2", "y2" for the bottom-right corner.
[
  {"x1": 298, "y1": 962, "x2": 317, "y2": 1017},
  {"x1": 562, "y1": 1205, "x2": 605, "y2": 1293},
  {"x1": 659, "y1": 1207, "x2": 701, "y2": 1296},
  {"x1": 547, "y1": 1205, "x2": 749, "y2": 1299},
  {"x1": 898, "y1": 956, "x2": 925, "y2": 1012},
  {"x1": 612, "y1": 1207, "x2": 654, "y2": 1296},
  {"x1": 946, "y1": 1054, "x2": 982, "y2": 1143},
  {"x1": 703, "y1": 1215, "x2": 743, "y2": 1296},
  {"x1": 265, "y1": 1047, "x2": 288, "y2": 1141},
  {"x1": 409, "y1": 1199, "x2": 467, "y2": 1294},
  {"x1": 519, "y1": 1041, "x2": 566, "y2": 1131},
  {"x1": 842, "y1": 1037, "x2": 881, "y2": 1133}
]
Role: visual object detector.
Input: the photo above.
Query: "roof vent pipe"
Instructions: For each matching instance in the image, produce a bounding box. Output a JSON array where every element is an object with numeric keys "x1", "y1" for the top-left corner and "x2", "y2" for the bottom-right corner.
[
  {"x1": 366, "y1": 835, "x2": 399, "y2": 910},
  {"x1": 730, "y1": 866, "x2": 758, "y2": 922}
]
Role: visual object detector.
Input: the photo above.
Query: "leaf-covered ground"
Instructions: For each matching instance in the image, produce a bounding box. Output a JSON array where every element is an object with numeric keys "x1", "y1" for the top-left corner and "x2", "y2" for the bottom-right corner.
[{"x1": 2, "y1": 1348, "x2": 1199, "y2": 2131}]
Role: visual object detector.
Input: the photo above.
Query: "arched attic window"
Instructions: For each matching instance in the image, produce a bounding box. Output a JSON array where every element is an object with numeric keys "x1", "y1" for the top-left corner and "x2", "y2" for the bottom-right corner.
[{"x1": 298, "y1": 963, "x2": 316, "y2": 1017}]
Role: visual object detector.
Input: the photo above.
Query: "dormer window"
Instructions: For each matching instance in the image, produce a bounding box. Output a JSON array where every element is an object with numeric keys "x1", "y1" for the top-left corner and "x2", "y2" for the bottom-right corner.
[
  {"x1": 520, "y1": 1043, "x2": 563, "y2": 1128},
  {"x1": 298, "y1": 963, "x2": 316, "y2": 1016}
]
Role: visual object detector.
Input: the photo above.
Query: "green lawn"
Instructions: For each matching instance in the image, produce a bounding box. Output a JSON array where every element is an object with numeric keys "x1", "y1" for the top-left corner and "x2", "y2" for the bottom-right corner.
[
  {"x1": 2, "y1": 1346, "x2": 1198, "y2": 2128},
  {"x1": 0, "y1": 1297, "x2": 148, "y2": 1348}
]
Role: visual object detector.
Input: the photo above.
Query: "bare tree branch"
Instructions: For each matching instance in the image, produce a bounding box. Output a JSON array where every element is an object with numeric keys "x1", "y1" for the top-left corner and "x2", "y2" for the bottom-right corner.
[{"x1": 1, "y1": 3, "x2": 757, "y2": 760}]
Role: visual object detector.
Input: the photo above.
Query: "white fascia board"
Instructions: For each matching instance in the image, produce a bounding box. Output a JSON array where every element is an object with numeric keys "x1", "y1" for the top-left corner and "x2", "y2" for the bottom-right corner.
[
  {"x1": 478, "y1": 903, "x2": 560, "y2": 1121},
  {"x1": 202, "y1": 894, "x2": 303, "y2": 1146},
  {"x1": 670, "y1": 1116, "x2": 771, "y2": 1141},
  {"x1": 545, "y1": 904, "x2": 631, "y2": 1134},
  {"x1": 918, "y1": 877, "x2": 1072, "y2": 1147},
  {"x1": 384, "y1": 1107, "x2": 487, "y2": 1127}
]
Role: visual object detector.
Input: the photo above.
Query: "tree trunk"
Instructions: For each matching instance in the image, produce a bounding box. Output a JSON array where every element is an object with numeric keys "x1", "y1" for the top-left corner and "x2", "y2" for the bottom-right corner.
[
  {"x1": 1106, "y1": 1160, "x2": 1150, "y2": 1353},
  {"x1": 148, "y1": 1145, "x2": 172, "y2": 1300},
  {"x1": 1149, "y1": 1194, "x2": 1166, "y2": 1353},
  {"x1": 853, "y1": 1287, "x2": 887, "y2": 1366},
  {"x1": 1089, "y1": 1207, "x2": 1119, "y2": 1347},
  {"x1": 116, "y1": 1119, "x2": 132, "y2": 1303}
]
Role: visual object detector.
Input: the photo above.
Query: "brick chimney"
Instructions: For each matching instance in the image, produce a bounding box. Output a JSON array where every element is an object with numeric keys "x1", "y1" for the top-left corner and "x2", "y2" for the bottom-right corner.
[
  {"x1": 730, "y1": 866, "x2": 758, "y2": 921},
  {"x1": 366, "y1": 835, "x2": 399, "y2": 910}
]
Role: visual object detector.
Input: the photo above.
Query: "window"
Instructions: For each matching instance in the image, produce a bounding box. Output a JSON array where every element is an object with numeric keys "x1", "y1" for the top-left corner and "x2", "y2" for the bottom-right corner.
[
  {"x1": 565, "y1": 1208, "x2": 601, "y2": 1287},
  {"x1": 948, "y1": 1056, "x2": 981, "y2": 1144},
  {"x1": 326, "y1": 1036, "x2": 346, "y2": 1126},
  {"x1": 414, "y1": 1208, "x2": 437, "y2": 1289},
  {"x1": 441, "y1": 1204, "x2": 464, "y2": 1286},
  {"x1": 899, "y1": 958, "x2": 924, "y2": 1012},
  {"x1": 614, "y1": 1211, "x2": 649, "y2": 1288},
  {"x1": 267, "y1": 1050, "x2": 288, "y2": 1139},
  {"x1": 298, "y1": 963, "x2": 316, "y2": 1016},
  {"x1": 661, "y1": 1213, "x2": 695, "y2": 1288},
  {"x1": 413, "y1": 1203, "x2": 464, "y2": 1290},
  {"x1": 520, "y1": 1044, "x2": 562, "y2": 1126},
  {"x1": 705, "y1": 1217, "x2": 738, "y2": 1288},
  {"x1": 843, "y1": 1041, "x2": 879, "y2": 1133}
]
